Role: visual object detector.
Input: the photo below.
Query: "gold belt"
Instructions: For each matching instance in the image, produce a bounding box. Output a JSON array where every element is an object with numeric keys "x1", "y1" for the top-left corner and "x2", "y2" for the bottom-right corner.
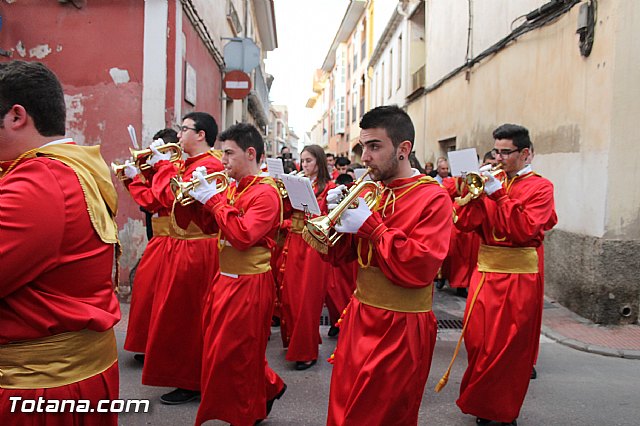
[
  {"x1": 477, "y1": 244, "x2": 539, "y2": 273},
  {"x1": 354, "y1": 266, "x2": 433, "y2": 313},
  {"x1": 290, "y1": 212, "x2": 305, "y2": 234},
  {"x1": 219, "y1": 245, "x2": 271, "y2": 275},
  {"x1": 0, "y1": 328, "x2": 117, "y2": 389},
  {"x1": 152, "y1": 216, "x2": 213, "y2": 240}
]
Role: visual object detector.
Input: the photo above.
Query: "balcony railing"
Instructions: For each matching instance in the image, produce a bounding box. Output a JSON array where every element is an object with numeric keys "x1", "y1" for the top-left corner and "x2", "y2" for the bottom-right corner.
[{"x1": 411, "y1": 65, "x2": 425, "y2": 92}]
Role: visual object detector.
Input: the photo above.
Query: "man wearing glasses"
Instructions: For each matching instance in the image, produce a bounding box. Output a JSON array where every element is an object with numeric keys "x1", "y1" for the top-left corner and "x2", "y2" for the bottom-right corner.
[
  {"x1": 451, "y1": 124, "x2": 557, "y2": 425},
  {"x1": 122, "y1": 112, "x2": 224, "y2": 405}
]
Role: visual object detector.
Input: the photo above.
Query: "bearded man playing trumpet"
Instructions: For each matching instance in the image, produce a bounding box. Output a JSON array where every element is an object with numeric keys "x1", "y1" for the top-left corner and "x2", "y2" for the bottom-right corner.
[
  {"x1": 120, "y1": 112, "x2": 223, "y2": 405},
  {"x1": 440, "y1": 124, "x2": 557, "y2": 426},
  {"x1": 321, "y1": 105, "x2": 452, "y2": 426}
]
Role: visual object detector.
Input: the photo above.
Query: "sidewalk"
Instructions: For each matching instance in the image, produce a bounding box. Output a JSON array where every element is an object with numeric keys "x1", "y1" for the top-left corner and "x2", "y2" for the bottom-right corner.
[{"x1": 541, "y1": 297, "x2": 640, "y2": 359}]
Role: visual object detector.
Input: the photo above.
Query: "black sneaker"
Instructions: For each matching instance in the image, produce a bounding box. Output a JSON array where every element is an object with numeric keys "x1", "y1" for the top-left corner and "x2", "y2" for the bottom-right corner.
[
  {"x1": 531, "y1": 367, "x2": 537, "y2": 380},
  {"x1": 476, "y1": 418, "x2": 491, "y2": 425},
  {"x1": 327, "y1": 326, "x2": 340, "y2": 337},
  {"x1": 133, "y1": 354, "x2": 145, "y2": 364},
  {"x1": 159, "y1": 388, "x2": 200, "y2": 405},
  {"x1": 295, "y1": 360, "x2": 317, "y2": 371}
]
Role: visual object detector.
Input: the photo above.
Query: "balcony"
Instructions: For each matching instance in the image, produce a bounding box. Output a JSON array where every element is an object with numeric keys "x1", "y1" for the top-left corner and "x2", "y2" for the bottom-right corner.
[{"x1": 411, "y1": 65, "x2": 425, "y2": 92}]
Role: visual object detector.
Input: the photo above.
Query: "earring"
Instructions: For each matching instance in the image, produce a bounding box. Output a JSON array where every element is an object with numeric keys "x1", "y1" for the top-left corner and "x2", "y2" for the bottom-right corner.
[{"x1": 399, "y1": 155, "x2": 404, "y2": 160}]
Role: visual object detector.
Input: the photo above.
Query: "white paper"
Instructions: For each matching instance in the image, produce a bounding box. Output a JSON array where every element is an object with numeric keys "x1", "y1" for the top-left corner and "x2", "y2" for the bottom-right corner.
[
  {"x1": 448, "y1": 148, "x2": 479, "y2": 177},
  {"x1": 353, "y1": 168, "x2": 370, "y2": 181},
  {"x1": 266, "y1": 158, "x2": 285, "y2": 178},
  {"x1": 281, "y1": 174, "x2": 321, "y2": 215},
  {"x1": 127, "y1": 124, "x2": 139, "y2": 149}
]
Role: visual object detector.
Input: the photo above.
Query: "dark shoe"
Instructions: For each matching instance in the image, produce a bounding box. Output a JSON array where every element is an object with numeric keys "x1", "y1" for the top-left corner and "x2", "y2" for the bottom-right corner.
[
  {"x1": 328, "y1": 326, "x2": 340, "y2": 337},
  {"x1": 295, "y1": 360, "x2": 317, "y2": 371},
  {"x1": 256, "y1": 383, "x2": 287, "y2": 424},
  {"x1": 530, "y1": 366, "x2": 537, "y2": 380},
  {"x1": 133, "y1": 354, "x2": 145, "y2": 364},
  {"x1": 456, "y1": 287, "x2": 468, "y2": 298},
  {"x1": 159, "y1": 388, "x2": 200, "y2": 405},
  {"x1": 435, "y1": 279, "x2": 445, "y2": 289},
  {"x1": 476, "y1": 418, "x2": 491, "y2": 425},
  {"x1": 501, "y1": 420, "x2": 518, "y2": 426},
  {"x1": 271, "y1": 316, "x2": 281, "y2": 327}
]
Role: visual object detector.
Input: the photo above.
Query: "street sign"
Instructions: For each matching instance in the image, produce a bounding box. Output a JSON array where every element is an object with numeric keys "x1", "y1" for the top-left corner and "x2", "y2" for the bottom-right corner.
[
  {"x1": 223, "y1": 38, "x2": 260, "y2": 73},
  {"x1": 223, "y1": 70, "x2": 252, "y2": 100}
]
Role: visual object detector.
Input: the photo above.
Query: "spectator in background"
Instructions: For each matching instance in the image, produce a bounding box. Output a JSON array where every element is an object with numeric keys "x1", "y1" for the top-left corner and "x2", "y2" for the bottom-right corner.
[
  {"x1": 482, "y1": 150, "x2": 497, "y2": 168},
  {"x1": 425, "y1": 161, "x2": 435, "y2": 176},
  {"x1": 279, "y1": 146, "x2": 297, "y2": 174},
  {"x1": 435, "y1": 159, "x2": 451, "y2": 184},
  {"x1": 409, "y1": 151, "x2": 426, "y2": 174},
  {"x1": 335, "y1": 156, "x2": 351, "y2": 176},
  {"x1": 326, "y1": 153, "x2": 337, "y2": 178}
]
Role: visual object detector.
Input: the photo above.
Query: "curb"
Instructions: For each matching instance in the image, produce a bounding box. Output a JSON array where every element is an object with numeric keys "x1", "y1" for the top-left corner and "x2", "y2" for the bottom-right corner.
[{"x1": 540, "y1": 325, "x2": 640, "y2": 360}]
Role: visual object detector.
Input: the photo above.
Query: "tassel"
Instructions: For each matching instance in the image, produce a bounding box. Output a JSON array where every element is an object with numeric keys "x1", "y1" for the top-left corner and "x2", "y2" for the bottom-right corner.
[
  {"x1": 302, "y1": 227, "x2": 328, "y2": 254},
  {"x1": 434, "y1": 371, "x2": 450, "y2": 393}
]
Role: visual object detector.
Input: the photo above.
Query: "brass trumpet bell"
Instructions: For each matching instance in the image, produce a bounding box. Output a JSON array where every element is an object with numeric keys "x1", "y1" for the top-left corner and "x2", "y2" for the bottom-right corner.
[
  {"x1": 304, "y1": 168, "x2": 380, "y2": 251},
  {"x1": 464, "y1": 164, "x2": 505, "y2": 198},
  {"x1": 111, "y1": 143, "x2": 183, "y2": 179},
  {"x1": 170, "y1": 171, "x2": 229, "y2": 206}
]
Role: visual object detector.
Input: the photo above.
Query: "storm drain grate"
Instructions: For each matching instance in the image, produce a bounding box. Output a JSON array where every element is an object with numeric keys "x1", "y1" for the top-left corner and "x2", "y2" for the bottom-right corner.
[{"x1": 437, "y1": 319, "x2": 464, "y2": 330}]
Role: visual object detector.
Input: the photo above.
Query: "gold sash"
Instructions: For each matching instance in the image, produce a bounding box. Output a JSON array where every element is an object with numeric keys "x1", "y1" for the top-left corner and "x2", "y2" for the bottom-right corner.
[
  {"x1": 219, "y1": 246, "x2": 271, "y2": 275},
  {"x1": 354, "y1": 266, "x2": 433, "y2": 313},
  {"x1": 290, "y1": 211, "x2": 305, "y2": 234},
  {"x1": 152, "y1": 216, "x2": 213, "y2": 240},
  {"x1": 0, "y1": 329, "x2": 117, "y2": 390},
  {"x1": 477, "y1": 244, "x2": 538, "y2": 273}
]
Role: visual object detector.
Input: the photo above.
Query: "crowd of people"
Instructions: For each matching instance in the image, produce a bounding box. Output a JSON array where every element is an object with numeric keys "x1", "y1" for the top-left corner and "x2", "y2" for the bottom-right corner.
[{"x1": 1, "y1": 60, "x2": 557, "y2": 426}]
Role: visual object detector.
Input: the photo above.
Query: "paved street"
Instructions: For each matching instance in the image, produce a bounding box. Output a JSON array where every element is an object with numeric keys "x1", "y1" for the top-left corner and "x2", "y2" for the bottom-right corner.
[{"x1": 115, "y1": 288, "x2": 640, "y2": 426}]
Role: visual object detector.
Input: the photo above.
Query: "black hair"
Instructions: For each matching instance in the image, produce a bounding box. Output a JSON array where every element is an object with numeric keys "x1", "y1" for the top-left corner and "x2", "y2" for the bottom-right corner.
[
  {"x1": 218, "y1": 123, "x2": 264, "y2": 164},
  {"x1": 360, "y1": 105, "x2": 414, "y2": 149},
  {"x1": 492, "y1": 123, "x2": 531, "y2": 151},
  {"x1": 335, "y1": 156, "x2": 351, "y2": 167},
  {"x1": 335, "y1": 173, "x2": 354, "y2": 186},
  {"x1": 483, "y1": 150, "x2": 495, "y2": 162},
  {"x1": 0, "y1": 60, "x2": 66, "y2": 136},
  {"x1": 153, "y1": 128, "x2": 179, "y2": 144},
  {"x1": 409, "y1": 152, "x2": 426, "y2": 174},
  {"x1": 182, "y1": 112, "x2": 218, "y2": 146}
]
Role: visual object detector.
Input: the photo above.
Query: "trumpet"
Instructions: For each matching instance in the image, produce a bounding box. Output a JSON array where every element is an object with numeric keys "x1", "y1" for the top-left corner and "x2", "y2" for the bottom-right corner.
[
  {"x1": 464, "y1": 164, "x2": 506, "y2": 198},
  {"x1": 170, "y1": 171, "x2": 229, "y2": 206},
  {"x1": 305, "y1": 168, "x2": 380, "y2": 248},
  {"x1": 111, "y1": 143, "x2": 183, "y2": 179}
]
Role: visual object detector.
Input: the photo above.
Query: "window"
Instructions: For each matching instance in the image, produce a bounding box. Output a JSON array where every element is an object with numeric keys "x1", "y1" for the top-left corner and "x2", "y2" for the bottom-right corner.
[
  {"x1": 351, "y1": 86, "x2": 358, "y2": 122},
  {"x1": 387, "y1": 50, "x2": 393, "y2": 99}
]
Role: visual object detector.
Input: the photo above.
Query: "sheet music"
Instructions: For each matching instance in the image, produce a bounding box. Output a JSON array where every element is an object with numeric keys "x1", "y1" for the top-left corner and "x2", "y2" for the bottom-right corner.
[
  {"x1": 266, "y1": 158, "x2": 285, "y2": 178},
  {"x1": 448, "y1": 148, "x2": 479, "y2": 177},
  {"x1": 281, "y1": 174, "x2": 321, "y2": 215}
]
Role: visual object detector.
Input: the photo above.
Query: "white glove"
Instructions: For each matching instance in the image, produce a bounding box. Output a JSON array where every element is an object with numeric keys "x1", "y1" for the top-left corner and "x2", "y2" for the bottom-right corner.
[
  {"x1": 123, "y1": 160, "x2": 139, "y2": 179},
  {"x1": 146, "y1": 139, "x2": 171, "y2": 167},
  {"x1": 334, "y1": 198, "x2": 372, "y2": 234},
  {"x1": 327, "y1": 185, "x2": 346, "y2": 210},
  {"x1": 194, "y1": 166, "x2": 207, "y2": 175},
  {"x1": 482, "y1": 171, "x2": 503, "y2": 195},
  {"x1": 188, "y1": 170, "x2": 219, "y2": 204}
]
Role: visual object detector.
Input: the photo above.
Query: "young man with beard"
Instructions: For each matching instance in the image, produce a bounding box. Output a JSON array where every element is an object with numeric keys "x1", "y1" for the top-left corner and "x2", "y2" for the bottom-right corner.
[
  {"x1": 322, "y1": 105, "x2": 452, "y2": 425},
  {"x1": 185, "y1": 123, "x2": 286, "y2": 426}
]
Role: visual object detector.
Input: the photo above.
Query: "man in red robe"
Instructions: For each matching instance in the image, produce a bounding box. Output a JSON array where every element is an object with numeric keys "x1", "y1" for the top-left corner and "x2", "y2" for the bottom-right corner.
[
  {"x1": 185, "y1": 123, "x2": 286, "y2": 426},
  {"x1": 320, "y1": 106, "x2": 452, "y2": 425},
  {"x1": 0, "y1": 60, "x2": 120, "y2": 425},
  {"x1": 123, "y1": 112, "x2": 224, "y2": 405},
  {"x1": 453, "y1": 124, "x2": 557, "y2": 425}
]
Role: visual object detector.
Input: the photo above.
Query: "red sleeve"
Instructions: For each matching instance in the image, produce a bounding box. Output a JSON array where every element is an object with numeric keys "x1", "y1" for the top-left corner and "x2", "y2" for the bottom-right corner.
[
  {"x1": 125, "y1": 175, "x2": 163, "y2": 212},
  {"x1": 453, "y1": 196, "x2": 487, "y2": 233},
  {"x1": 489, "y1": 179, "x2": 557, "y2": 245},
  {"x1": 0, "y1": 160, "x2": 65, "y2": 297},
  {"x1": 203, "y1": 185, "x2": 281, "y2": 250},
  {"x1": 149, "y1": 160, "x2": 183, "y2": 208},
  {"x1": 356, "y1": 188, "x2": 453, "y2": 289}
]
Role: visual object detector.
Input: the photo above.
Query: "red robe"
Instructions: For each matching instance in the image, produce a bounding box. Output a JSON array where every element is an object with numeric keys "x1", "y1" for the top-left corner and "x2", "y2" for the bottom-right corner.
[
  {"x1": 279, "y1": 180, "x2": 335, "y2": 362},
  {"x1": 138, "y1": 153, "x2": 223, "y2": 391},
  {"x1": 0, "y1": 150, "x2": 120, "y2": 425},
  {"x1": 441, "y1": 177, "x2": 479, "y2": 288},
  {"x1": 454, "y1": 172, "x2": 557, "y2": 423},
  {"x1": 193, "y1": 175, "x2": 285, "y2": 426},
  {"x1": 325, "y1": 260, "x2": 357, "y2": 327},
  {"x1": 324, "y1": 174, "x2": 452, "y2": 426},
  {"x1": 122, "y1": 174, "x2": 165, "y2": 353}
]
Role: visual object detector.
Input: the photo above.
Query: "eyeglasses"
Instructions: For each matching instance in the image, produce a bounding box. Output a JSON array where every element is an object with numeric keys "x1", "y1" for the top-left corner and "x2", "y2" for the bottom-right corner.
[
  {"x1": 177, "y1": 125, "x2": 198, "y2": 133},
  {"x1": 491, "y1": 148, "x2": 521, "y2": 157}
]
